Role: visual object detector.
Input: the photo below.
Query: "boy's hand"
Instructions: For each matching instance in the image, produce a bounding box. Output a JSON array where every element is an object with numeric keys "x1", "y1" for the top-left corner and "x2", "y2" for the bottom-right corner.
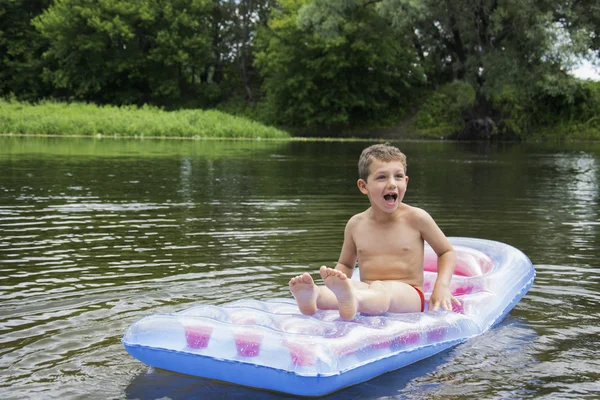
[{"x1": 428, "y1": 284, "x2": 461, "y2": 312}]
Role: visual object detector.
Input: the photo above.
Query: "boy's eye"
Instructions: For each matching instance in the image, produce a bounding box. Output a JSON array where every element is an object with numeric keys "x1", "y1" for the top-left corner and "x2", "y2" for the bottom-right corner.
[
  {"x1": 377, "y1": 175, "x2": 385, "y2": 179},
  {"x1": 396, "y1": 174, "x2": 404, "y2": 179}
]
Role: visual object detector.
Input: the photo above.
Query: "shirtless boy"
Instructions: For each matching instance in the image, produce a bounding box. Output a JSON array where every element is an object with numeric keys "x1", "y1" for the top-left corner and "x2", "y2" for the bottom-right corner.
[{"x1": 289, "y1": 143, "x2": 459, "y2": 320}]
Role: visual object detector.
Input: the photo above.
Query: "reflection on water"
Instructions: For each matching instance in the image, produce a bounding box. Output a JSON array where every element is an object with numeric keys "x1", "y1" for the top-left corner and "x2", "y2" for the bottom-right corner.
[{"x1": 0, "y1": 137, "x2": 599, "y2": 399}]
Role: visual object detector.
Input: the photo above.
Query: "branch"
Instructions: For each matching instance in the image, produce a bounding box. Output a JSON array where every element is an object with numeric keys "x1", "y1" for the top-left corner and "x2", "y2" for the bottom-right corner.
[{"x1": 360, "y1": 0, "x2": 383, "y2": 7}]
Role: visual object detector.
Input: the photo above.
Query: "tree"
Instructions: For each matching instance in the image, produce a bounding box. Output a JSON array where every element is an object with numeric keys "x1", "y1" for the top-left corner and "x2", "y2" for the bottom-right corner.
[
  {"x1": 562, "y1": 0, "x2": 600, "y2": 57},
  {"x1": 0, "y1": 0, "x2": 52, "y2": 100},
  {"x1": 358, "y1": 0, "x2": 598, "y2": 137},
  {"x1": 215, "y1": 0, "x2": 276, "y2": 102},
  {"x1": 384, "y1": 0, "x2": 572, "y2": 135},
  {"x1": 255, "y1": 0, "x2": 422, "y2": 128},
  {"x1": 34, "y1": 0, "x2": 216, "y2": 105}
]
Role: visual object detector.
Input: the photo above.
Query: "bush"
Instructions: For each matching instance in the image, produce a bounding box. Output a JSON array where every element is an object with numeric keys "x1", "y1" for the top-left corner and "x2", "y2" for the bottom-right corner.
[
  {"x1": 415, "y1": 81, "x2": 475, "y2": 134},
  {"x1": 0, "y1": 99, "x2": 290, "y2": 139}
]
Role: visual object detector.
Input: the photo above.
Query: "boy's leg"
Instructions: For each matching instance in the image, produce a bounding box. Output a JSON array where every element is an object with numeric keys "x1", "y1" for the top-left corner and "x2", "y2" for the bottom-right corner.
[
  {"x1": 321, "y1": 267, "x2": 422, "y2": 319},
  {"x1": 289, "y1": 273, "x2": 341, "y2": 315},
  {"x1": 320, "y1": 267, "x2": 358, "y2": 320},
  {"x1": 290, "y1": 271, "x2": 370, "y2": 315}
]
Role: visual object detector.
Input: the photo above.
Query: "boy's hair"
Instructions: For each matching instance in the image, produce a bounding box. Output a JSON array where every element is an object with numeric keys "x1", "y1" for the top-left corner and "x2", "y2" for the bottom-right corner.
[{"x1": 358, "y1": 143, "x2": 407, "y2": 181}]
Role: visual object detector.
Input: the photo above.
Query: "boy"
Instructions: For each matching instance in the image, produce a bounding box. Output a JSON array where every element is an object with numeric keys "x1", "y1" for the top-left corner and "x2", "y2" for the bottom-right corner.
[{"x1": 289, "y1": 143, "x2": 459, "y2": 320}]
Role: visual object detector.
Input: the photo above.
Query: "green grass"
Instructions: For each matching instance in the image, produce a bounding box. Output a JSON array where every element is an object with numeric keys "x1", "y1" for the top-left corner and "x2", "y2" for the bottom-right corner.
[
  {"x1": 0, "y1": 99, "x2": 290, "y2": 139},
  {"x1": 526, "y1": 119, "x2": 600, "y2": 141}
]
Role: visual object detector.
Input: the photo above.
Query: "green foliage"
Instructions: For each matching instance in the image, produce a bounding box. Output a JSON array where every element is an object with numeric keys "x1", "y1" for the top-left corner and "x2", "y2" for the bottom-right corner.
[
  {"x1": 33, "y1": 0, "x2": 216, "y2": 105},
  {"x1": 393, "y1": 1, "x2": 562, "y2": 96},
  {"x1": 415, "y1": 81, "x2": 475, "y2": 134},
  {"x1": 0, "y1": 0, "x2": 599, "y2": 140},
  {"x1": 0, "y1": 99, "x2": 290, "y2": 139},
  {"x1": 379, "y1": 0, "x2": 600, "y2": 139},
  {"x1": 490, "y1": 77, "x2": 600, "y2": 140},
  {"x1": 216, "y1": 96, "x2": 273, "y2": 125},
  {"x1": 489, "y1": 84, "x2": 531, "y2": 137},
  {"x1": 562, "y1": 0, "x2": 600, "y2": 57},
  {"x1": 0, "y1": 0, "x2": 53, "y2": 100},
  {"x1": 254, "y1": 0, "x2": 422, "y2": 129},
  {"x1": 529, "y1": 79, "x2": 600, "y2": 140}
]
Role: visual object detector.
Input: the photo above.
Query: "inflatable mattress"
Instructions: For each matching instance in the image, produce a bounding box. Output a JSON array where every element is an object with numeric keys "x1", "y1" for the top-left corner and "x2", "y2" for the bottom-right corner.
[{"x1": 123, "y1": 237, "x2": 535, "y2": 396}]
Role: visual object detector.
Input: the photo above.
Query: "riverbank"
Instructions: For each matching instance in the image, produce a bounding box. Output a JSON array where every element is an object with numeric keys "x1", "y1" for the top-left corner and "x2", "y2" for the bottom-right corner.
[
  {"x1": 0, "y1": 99, "x2": 427, "y2": 141},
  {"x1": 0, "y1": 100, "x2": 290, "y2": 139},
  {"x1": 3, "y1": 99, "x2": 599, "y2": 142}
]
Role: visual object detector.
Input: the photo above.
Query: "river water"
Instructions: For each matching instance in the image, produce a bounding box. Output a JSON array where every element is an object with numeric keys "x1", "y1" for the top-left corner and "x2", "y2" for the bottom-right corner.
[{"x1": 0, "y1": 137, "x2": 598, "y2": 399}]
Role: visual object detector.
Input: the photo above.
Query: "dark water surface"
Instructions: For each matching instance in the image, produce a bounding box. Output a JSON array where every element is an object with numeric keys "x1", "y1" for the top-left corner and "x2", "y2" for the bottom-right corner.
[{"x1": 1, "y1": 137, "x2": 598, "y2": 399}]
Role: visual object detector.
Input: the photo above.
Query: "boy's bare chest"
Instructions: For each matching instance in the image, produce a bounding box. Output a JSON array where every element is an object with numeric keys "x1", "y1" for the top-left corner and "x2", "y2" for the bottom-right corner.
[
  {"x1": 353, "y1": 221, "x2": 423, "y2": 282},
  {"x1": 354, "y1": 223, "x2": 421, "y2": 256}
]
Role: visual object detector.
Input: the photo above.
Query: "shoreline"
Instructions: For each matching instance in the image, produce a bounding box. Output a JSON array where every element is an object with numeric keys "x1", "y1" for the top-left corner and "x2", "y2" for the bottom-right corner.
[
  {"x1": 0, "y1": 132, "x2": 492, "y2": 143},
  {"x1": 2, "y1": 132, "x2": 599, "y2": 144},
  {"x1": 3, "y1": 100, "x2": 599, "y2": 143}
]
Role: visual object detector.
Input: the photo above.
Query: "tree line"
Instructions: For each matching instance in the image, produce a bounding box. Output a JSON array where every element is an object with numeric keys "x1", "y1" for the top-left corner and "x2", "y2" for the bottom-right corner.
[{"x1": 1, "y1": 0, "x2": 599, "y2": 138}]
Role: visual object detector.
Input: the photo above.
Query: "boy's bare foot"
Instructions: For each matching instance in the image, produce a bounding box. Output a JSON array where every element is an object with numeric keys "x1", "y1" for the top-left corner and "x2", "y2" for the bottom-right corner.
[
  {"x1": 320, "y1": 266, "x2": 357, "y2": 320},
  {"x1": 289, "y1": 273, "x2": 319, "y2": 315}
]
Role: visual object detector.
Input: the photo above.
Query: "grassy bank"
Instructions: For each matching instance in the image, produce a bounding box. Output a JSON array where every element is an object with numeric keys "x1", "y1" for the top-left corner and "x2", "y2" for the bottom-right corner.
[{"x1": 0, "y1": 100, "x2": 290, "y2": 139}]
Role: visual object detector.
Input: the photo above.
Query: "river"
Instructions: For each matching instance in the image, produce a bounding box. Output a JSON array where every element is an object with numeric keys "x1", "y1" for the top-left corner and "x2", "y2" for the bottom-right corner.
[{"x1": 1, "y1": 137, "x2": 598, "y2": 399}]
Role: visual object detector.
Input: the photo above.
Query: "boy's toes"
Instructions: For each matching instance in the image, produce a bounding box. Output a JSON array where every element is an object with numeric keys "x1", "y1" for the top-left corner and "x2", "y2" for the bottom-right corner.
[
  {"x1": 319, "y1": 266, "x2": 336, "y2": 280},
  {"x1": 289, "y1": 273, "x2": 315, "y2": 287},
  {"x1": 319, "y1": 266, "x2": 347, "y2": 281},
  {"x1": 319, "y1": 266, "x2": 328, "y2": 279},
  {"x1": 334, "y1": 269, "x2": 347, "y2": 279},
  {"x1": 299, "y1": 272, "x2": 314, "y2": 285}
]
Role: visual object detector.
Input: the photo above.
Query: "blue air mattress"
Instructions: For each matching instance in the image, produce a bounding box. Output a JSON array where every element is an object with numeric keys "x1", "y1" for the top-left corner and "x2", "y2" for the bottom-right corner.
[{"x1": 122, "y1": 237, "x2": 534, "y2": 396}]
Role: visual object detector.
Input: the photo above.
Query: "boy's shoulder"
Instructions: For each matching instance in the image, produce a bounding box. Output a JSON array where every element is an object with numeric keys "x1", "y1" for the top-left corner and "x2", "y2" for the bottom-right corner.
[
  {"x1": 401, "y1": 204, "x2": 435, "y2": 225},
  {"x1": 402, "y1": 203, "x2": 430, "y2": 217},
  {"x1": 347, "y1": 210, "x2": 368, "y2": 224}
]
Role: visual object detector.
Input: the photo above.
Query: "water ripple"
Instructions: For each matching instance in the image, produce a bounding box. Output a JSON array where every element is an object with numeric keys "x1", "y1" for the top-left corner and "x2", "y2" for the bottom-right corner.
[{"x1": 1, "y1": 139, "x2": 599, "y2": 399}]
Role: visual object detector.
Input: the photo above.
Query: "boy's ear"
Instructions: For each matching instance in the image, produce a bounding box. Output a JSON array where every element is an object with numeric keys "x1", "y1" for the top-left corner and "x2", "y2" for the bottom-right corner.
[{"x1": 357, "y1": 179, "x2": 368, "y2": 194}]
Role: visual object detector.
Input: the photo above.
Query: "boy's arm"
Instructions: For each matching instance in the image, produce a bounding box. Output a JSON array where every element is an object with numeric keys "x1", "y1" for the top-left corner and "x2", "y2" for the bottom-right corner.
[
  {"x1": 327, "y1": 219, "x2": 358, "y2": 278},
  {"x1": 418, "y1": 209, "x2": 460, "y2": 311}
]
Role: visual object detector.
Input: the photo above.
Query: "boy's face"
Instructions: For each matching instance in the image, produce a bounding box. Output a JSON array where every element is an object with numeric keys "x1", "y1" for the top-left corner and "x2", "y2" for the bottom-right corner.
[{"x1": 357, "y1": 159, "x2": 408, "y2": 212}]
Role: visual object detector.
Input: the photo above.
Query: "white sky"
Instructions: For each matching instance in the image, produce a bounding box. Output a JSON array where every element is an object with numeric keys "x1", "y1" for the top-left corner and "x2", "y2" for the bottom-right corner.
[{"x1": 570, "y1": 59, "x2": 600, "y2": 81}]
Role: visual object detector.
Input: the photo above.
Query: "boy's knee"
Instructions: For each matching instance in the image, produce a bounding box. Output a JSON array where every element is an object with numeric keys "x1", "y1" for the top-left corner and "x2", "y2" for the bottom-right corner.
[{"x1": 367, "y1": 281, "x2": 392, "y2": 310}]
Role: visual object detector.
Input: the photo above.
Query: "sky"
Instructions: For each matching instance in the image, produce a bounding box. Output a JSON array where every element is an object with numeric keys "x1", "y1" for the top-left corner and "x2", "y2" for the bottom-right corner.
[{"x1": 571, "y1": 59, "x2": 600, "y2": 81}]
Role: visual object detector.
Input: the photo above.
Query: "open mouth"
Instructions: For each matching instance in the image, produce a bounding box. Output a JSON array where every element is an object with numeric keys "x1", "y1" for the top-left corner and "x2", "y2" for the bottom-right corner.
[{"x1": 383, "y1": 193, "x2": 398, "y2": 204}]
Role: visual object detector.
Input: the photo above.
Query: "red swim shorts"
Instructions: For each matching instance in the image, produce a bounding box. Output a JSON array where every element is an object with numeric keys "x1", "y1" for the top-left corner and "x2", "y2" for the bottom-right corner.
[{"x1": 410, "y1": 285, "x2": 425, "y2": 312}]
